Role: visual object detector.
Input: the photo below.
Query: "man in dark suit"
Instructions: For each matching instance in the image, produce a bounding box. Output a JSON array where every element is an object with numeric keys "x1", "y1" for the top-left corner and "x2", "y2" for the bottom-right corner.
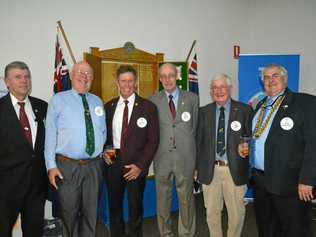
[
  {"x1": 0, "y1": 61, "x2": 48, "y2": 237},
  {"x1": 240, "y1": 64, "x2": 316, "y2": 237},
  {"x1": 196, "y1": 73, "x2": 252, "y2": 237},
  {"x1": 103, "y1": 65, "x2": 159, "y2": 237}
]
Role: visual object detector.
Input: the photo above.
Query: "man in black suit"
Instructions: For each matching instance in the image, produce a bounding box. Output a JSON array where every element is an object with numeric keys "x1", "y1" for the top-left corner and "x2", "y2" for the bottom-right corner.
[
  {"x1": 240, "y1": 64, "x2": 316, "y2": 237},
  {"x1": 196, "y1": 73, "x2": 252, "y2": 237},
  {"x1": 0, "y1": 61, "x2": 48, "y2": 237},
  {"x1": 103, "y1": 65, "x2": 159, "y2": 237}
]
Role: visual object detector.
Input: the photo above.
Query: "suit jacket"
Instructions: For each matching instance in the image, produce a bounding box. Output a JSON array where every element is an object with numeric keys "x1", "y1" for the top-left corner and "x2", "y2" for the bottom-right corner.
[
  {"x1": 197, "y1": 99, "x2": 253, "y2": 186},
  {"x1": 104, "y1": 94, "x2": 159, "y2": 177},
  {"x1": 150, "y1": 89, "x2": 199, "y2": 176},
  {"x1": 0, "y1": 93, "x2": 48, "y2": 199},
  {"x1": 253, "y1": 88, "x2": 316, "y2": 196}
]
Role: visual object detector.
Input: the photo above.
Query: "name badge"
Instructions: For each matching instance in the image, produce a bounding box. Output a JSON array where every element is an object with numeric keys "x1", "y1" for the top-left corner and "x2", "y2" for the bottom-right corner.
[
  {"x1": 95, "y1": 106, "x2": 104, "y2": 116},
  {"x1": 230, "y1": 121, "x2": 241, "y2": 131},
  {"x1": 137, "y1": 117, "x2": 147, "y2": 128},
  {"x1": 181, "y1": 111, "x2": 191, "y2": 122},
  {"x1": 280, "y1": 117, "x2": 294, "y2": 130}
]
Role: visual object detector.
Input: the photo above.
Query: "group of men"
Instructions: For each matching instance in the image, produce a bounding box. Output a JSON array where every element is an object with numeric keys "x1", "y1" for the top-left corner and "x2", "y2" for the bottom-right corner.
[{"x1": 0, "y1": 60, "x2": 315, "y2": 237}]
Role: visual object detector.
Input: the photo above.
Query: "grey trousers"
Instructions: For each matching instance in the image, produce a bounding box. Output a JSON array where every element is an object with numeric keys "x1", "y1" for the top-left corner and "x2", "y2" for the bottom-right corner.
[
  {"x1": 155, "y1": 172, "x2": 196, "y2": 237},
  {"x1": 56, "y1": 157, "x2": 104, "y2": 237}
]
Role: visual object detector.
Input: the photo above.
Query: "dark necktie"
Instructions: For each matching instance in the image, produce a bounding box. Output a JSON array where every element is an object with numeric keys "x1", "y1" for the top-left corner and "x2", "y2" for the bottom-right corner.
[
  {"x1": 168, "y1": 95, "x2": 176, "y2": 120},
  {"x1": 121, "y1": 100, "x2": 129, "y2": 149},
  {"x1": 80, "y1": 94, "x2": 95, "y2": 156},
  {"x1": 18, "y1": 102, "x2": 32, "y2": 146},
  {"x1": 216, "y1": 106, "x2": 225, "y2": 156}
]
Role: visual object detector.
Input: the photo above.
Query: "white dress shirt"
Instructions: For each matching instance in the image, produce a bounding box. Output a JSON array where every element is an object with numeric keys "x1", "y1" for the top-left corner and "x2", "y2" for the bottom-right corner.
[
  {"x1": 112, "y1": 93, "x2": 135, "y2": 149},
  {"x1": 10, "y1": 93, "x2": 37, "y2": 148}
]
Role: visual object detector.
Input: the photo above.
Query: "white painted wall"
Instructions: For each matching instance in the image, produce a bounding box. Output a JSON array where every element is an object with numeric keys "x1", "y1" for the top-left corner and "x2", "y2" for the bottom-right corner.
[{"x1": 1, "y1": 0, "x2": 315, "y2": 106}]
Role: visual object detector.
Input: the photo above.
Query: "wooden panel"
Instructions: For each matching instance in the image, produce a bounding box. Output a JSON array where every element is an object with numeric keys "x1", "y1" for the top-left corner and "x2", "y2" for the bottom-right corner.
[{"x1": 83, "y1": 53, "x2": 102, "y2": 98}]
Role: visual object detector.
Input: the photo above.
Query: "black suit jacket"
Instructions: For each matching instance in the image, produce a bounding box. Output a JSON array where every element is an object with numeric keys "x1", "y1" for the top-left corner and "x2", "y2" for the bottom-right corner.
[
  {"x1": 0, "y1": 94, "x2": 48, "y2": 199},
  {"x1": 253, "y1": 88, "x2": 316, "y2": 196},
  {"x1": 197, "y1": 99, "x2": 253, "y2": 186},
  {"x1": 104, "y1": 94, "x2": 159, "y2": 176}
]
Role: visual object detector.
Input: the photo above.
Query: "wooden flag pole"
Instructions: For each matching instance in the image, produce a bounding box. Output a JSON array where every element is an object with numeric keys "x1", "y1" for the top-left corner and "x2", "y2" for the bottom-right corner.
[
  {"x1": 185, "y1": 40, "x2": 196, "y2": 62},
  {"x1": 57, "y1": 20, "x2": 76, "y2": 64}
]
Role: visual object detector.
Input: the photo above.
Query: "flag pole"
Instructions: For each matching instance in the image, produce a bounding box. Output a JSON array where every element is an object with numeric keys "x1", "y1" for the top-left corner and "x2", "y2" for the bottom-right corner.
[
  {"x1": 185, "y1": 40, "x2": 196, "y2": 62},
  {"x1": 57, "y1": 20, "x2": 76, "y2": 64}
]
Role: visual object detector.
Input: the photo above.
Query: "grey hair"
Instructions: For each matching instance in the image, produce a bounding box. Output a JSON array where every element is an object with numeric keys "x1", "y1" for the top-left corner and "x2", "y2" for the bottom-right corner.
[
  {"x1": 159, "y1": 63, "x2": 177, "y2": 76},
  {"x1": 210, "y1": 73, "x2": 232, "y2": 87},
  {"x1": 262, "y1": 64, "x2": 288, "y2": 78},
  {"x1": 5, "y1": 61, "x2": 31, "y2": 78}
]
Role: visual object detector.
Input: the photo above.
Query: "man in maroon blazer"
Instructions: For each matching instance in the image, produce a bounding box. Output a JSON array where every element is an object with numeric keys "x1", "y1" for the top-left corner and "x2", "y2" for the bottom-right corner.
[{"x1": 103, "y1": 65, "x2": 159, "y2": 237}]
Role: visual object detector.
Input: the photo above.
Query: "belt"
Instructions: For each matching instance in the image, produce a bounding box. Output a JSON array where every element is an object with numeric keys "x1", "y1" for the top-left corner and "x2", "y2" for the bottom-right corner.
[
  {"x1": 56, "y1": 154, "x2": 101, "y2": 165},
  {"x1": 214, "y1": 160, "x2": 228, "y2": 166}
]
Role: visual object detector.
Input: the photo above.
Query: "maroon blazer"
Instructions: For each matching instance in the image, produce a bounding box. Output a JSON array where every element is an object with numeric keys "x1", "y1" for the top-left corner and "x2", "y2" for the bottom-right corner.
[{"x1": 104, "y1": 94, "x2": 159, "y2": 176}]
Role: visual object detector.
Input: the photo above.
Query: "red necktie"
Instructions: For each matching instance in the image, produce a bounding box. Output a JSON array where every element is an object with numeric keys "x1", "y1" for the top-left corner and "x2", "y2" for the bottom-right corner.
[
  {"x1": 169, "y1": 95, "x2": 176, "y2": 120},
  {"x1": 120, "y1": 100, "x2": 129, "y2": 149},
  {"x1": 18, "y1": 102, "x2": 32, "y2": 146}
]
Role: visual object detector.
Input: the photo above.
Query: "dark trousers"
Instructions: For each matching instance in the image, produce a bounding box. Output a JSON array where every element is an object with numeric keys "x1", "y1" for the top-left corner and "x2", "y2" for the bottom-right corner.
[
  {"x1": 105, "y1": 155, "x2": 146, "y2": 237},
  {"x1": 0, "y1": 187, "x2": 45, "y2": 237},
  {"x1": 56, "y1": 157, "x2": 104, "y2": 237},
  {"x1": 251, "y1": 169, "x2": 312, "y2": 237}
]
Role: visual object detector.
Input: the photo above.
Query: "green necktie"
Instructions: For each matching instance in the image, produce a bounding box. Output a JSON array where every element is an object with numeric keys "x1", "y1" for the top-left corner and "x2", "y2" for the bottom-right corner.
[{"x1": 80, "y1": 94, "x2": 95, "y2": 156}]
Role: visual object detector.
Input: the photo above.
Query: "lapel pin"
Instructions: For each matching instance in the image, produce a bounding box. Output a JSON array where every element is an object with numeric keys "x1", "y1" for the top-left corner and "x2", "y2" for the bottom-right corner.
[
  {"x1": 135, "y1": 102, "x2": 138, "y2": 106},
  {"x1": 35, "y1": 109, "x2": 38, "y2": 113},
  {"x1": 283, "y1": 104, "x2": 288, "y2": 109}
]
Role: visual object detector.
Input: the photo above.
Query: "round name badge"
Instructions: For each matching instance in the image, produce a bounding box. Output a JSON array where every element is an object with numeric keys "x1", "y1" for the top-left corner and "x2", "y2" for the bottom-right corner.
[
  {"x1": 94, "y1": 106, "x2": 104, "y2": 116},
  {"x1": 181, "y1": 111, "x2": 191, "y2": 122},
  {"x1": 137, "y1": 117, "x2": 147, "y2": 128},
  {"x1": 230, "y1": 121, "x2": 241, "y2": 131},
  {"x1": 280, "y1": 117, "x2": 294, "y2": 130}
]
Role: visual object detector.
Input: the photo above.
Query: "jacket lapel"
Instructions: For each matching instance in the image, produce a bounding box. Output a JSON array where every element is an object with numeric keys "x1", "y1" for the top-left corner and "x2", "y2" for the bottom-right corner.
[{"x1": 125, "y1": 94, "x2": 142, "y2": 139}]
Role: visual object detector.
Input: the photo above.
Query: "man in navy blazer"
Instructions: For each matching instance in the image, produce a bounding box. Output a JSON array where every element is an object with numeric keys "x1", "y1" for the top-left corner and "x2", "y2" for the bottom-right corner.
[
  {"x1": 103, "y1": 65, "x2": 159, "y2": 237},
  {"x1": 0, "y1": 61, "x2": 48, "y2": 237},
  {"x1": 241, "y1": 64, "x2": 316, "y2": 237}
]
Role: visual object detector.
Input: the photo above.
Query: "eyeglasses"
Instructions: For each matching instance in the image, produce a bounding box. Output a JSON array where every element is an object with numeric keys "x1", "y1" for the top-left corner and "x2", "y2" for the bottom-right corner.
[
  {"x1": 210, "y1": 86, "x2": 229, "y2": 91},
  {"x1": 160, "y1": 74, "x2": 177, "y2": 80},
  {"x1": 263, "y1": 73, "x2": 282, "y2": 81},
  {"x1": 76, "y1": 70, "x2": 93, "y2": 78}
]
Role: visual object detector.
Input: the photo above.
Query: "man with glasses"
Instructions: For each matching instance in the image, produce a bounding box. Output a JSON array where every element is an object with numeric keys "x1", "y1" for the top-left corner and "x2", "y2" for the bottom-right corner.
[
  {"x1": 45, "y1": 61, "x2": 106, "y2": 237},
  {"x1": 150, "y1": 63, "x2": 199, "y2": 237},
  {"x1": 239, "y1": 64, "x2": 316, "y2": 237},
  {"x1": 196, "y1": 73, "x2": 252, "y2": 237}
]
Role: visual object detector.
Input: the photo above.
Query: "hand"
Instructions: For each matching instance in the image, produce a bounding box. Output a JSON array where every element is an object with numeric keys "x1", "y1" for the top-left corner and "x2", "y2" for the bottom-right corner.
[
  {"x1": 123, "y1": 164, "x2": 141, "y2": 181},
  {"x1": 102, "y1": 152, "x2": 113, "y2": 165},
  {"x1": 48, "y1": 168, "x2": 63, "y2": 190},
  {"x1": 238, "y1": 143, "x2": 249, "y2": 158},
  {"x1": 298, "y1": 184, "x2": 314, "y2": 201}
]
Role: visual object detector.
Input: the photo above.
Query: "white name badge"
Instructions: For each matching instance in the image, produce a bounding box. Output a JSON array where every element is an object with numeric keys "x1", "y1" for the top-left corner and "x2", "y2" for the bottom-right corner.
[
  {"x1": 230, "y1": 121, "x2": 241, "y2": 131},
  {"x1": 95, "y1": 106, "x2": 104, "y2": 116},
  {"x1": 280, "y1": 117, "x2": 294, "y2": 130},
  {"x1": 181, "y1": 111, "x2": 191, "y2": 122},
  {"x1": 137, "y1": 117, "x2": 147, "y2": 128}
]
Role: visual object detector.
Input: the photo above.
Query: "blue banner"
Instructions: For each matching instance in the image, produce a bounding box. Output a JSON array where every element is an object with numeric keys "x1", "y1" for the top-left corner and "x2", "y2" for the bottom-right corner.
[{"x1": 238, "y1": 54, "x2": 300, "y2": 105}]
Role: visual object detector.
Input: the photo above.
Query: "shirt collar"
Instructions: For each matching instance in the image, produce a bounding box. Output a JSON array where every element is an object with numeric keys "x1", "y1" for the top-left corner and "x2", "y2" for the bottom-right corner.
[
  {"x1": 267, "y1": 89, "x2": 285, "y2": 105},
  {"x1": 216, "y1": 99, "x2": 231, "y2": 111},
  {"x1": 165, "y1": 87, "x2": 179, "y2": 99},
  {"x1": 119, "y1": 93, "x2": 135, "y2": 105},
  {"x1": 10, "y1": 93, "x2": 29, "y2": 106}
]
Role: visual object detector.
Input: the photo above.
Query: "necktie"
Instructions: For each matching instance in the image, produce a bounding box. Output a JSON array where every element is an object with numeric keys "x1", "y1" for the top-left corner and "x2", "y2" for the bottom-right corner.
[
  {"x1": 121, "y1": 100, "x2": 129, "y2": 149},
  {"x1": 80, "y1": 94, "x2": 95, "y2": 156},
  {"x1": 262, "y1": 97, "x2": 273, "y2": 122},
  {"x1": 216, "y1": 106, "x2": 225, "y2": 156},
  {"x1": 168, "y1": 95, "x2": 176, "y2": 120},
  {"x1": 18, "y1": 102, "x2": 32, "y2": 146}
]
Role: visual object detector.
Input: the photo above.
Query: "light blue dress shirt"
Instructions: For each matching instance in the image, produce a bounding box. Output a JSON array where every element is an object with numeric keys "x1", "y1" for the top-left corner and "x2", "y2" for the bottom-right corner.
[
  {"x1": 45, "y1": 89, "x2": 106, "y2": 170},
  {"x1": 251, "y1": 91, "x2": 284, "y2": 170},
  {"x1": 215, "y1": 99, "x2": 231, "y2": 161},
  {"x1": 165, "y1": 87, "x2": 180, "y2": 111}
]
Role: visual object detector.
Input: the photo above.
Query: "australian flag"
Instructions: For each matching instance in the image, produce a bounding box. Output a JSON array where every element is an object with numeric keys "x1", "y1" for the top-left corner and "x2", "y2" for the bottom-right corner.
[
  {"x1": 53, "y1": 33, "x2": 71, "y2": 93},
  {"x1": 188, "y1": 53, "x2": 199, "y2": 94}
]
